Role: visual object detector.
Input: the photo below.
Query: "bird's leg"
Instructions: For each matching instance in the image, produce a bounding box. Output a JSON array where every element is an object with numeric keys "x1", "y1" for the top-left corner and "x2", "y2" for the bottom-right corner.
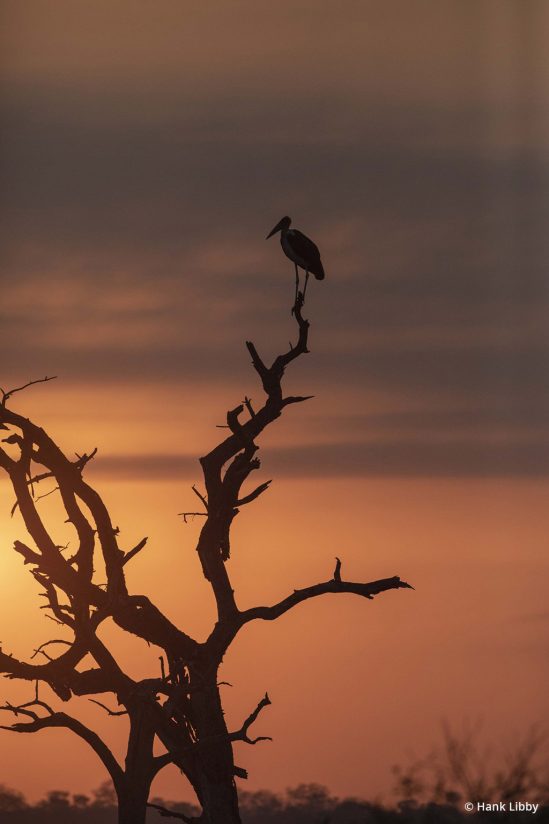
[
  {"x1": 302, "y1": 270, "x2": 310, "y2": 302},
  {"x1": 292, "y1": 263, "x2": 299, "y2": 314}
]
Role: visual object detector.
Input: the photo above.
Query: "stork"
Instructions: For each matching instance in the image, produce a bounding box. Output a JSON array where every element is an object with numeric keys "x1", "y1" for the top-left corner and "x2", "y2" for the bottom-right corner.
[{"x1": 266, "y1": 216, "x2": 325, "y2": 306}]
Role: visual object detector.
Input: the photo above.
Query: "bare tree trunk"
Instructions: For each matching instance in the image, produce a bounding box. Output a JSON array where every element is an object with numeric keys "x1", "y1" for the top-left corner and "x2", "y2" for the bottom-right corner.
[
  {"x1": 192, "y1": 674, "x2": 242, "y2": 824},
  {"x1": 116, "y1": 705, "x2": 155, "y2": 824},
  {"x1": 118, "y1": 785, "x2": 151, "y2": 824},
  {"x1": 198, "y1": 777, "x2": 241, "y2": 824}
]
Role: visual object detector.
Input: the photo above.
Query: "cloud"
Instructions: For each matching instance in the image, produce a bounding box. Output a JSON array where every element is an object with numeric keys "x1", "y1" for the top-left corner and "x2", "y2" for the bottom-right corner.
[
  {"x1": 1, "y1": 9, "x2": 548, "y2": 479},
  {"x1": 90, "y1": 434, "x2": 549, "y2": 481}
]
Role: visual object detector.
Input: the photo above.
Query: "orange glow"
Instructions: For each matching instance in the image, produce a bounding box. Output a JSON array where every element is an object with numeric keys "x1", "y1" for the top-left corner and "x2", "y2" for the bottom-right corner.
[
  {"x1": 2, "y1": 0, "x2": 548, "y2": 808},
  {"x1": 1, "y1": 417, "x2": 548, "y2": 801}
]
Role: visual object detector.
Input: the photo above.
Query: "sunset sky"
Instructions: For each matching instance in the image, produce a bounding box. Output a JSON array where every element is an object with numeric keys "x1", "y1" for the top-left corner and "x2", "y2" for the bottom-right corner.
[{"x1": 1, "y1": 0, "x2": 548, "y2": 805}]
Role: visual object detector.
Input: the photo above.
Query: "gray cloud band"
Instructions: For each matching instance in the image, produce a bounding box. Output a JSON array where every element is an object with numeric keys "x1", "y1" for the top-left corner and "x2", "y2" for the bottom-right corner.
[{"x1": 1, "y1": 85, "x2": 547, "y2": 478}]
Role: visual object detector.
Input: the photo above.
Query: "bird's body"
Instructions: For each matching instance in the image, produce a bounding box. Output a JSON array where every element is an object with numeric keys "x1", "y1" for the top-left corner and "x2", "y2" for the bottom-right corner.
[
  {"x1": 267, "y1": 216, "x2": 325, "y2": 306},
  {"x1": 280, "y1": 229, "x2": 325, "y2": 280}
]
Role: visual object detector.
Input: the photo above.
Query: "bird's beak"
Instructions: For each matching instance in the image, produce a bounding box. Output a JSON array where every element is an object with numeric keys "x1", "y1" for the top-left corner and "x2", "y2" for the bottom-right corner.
[{"x1": 266, "y1": 220, "x2": 283, "y2": 240}]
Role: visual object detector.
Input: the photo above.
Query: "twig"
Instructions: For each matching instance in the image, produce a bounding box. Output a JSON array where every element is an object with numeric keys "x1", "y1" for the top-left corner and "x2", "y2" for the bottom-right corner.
[
  {"x1": 243, "y1": 396, "x2": 255, "y2": 418},
  {"x1": 74, "y1": 448, "x2": 98, "y2": 472},
  {"x1": 10, "y1": 447, "x2": 97, "y2": 516},
  {"x1": 0, "y1": 376, "x2": 57, "y2": 406},
  {"x1": 35, "y1": 486, "x2": 60, "y2": 504},
  {"x1": 178, "y1": 512, "x2": 208, "y2": 524},
  {"x1": 88, "y1": 699, "x2": 128, "y2": 717},
  {"x1": 122, "y1": 537, "x2": 148, "y2": 566},
  {"x1": 191, "y1": 485, "x2": 208, "y2": 511},
  {"x1": 30, "y1": 639, "x2": 72, "y2": 661},
  {"x1": 44, "y1": 614, "x2": 65, "y2": 626},
  {"x1": 0, "y1": 697, "x2": 55, "y2": 721}
]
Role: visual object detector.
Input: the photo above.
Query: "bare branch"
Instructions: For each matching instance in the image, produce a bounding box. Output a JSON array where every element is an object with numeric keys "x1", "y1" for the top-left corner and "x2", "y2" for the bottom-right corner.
[
  {"x1": 73, "y1": 447, "x2": 98, "y2": 471},
  {"x1": 1, "y1": 636, "x2": 92, "y2": 701},
  {"x1": 44, "y1": 614, "x2": 65, "y2": 627},
  {"x1": 178, "y1": 511, "x2": 208, "y2": 524},
  {"x1": 243, "y1": 396, "x2": 255, "y2": 418},
  {"x1": 244, "y1": 341, "x2": 269, "y2": 388},
  {"x1": 282, "y1": 394, "x2": 314, "y2": 407},
  {"x1": 68, "y1": 667, "x2": 120, "y2": 697},
  {"x1": 122, "y1": 537, "x2": 148, "y2": 566},
  {"x1": 240, "y1": 576, "x2": 414, "y2": 624},
  {"x1": 30, "y1": 639, "x2": 72, "y2": 661},
  {"x1": 151, "y1": 751, "x2": 175, "y2": 775},
  {"x1": 226, "y1": 404, "x2": 244, "y2": 435},
  {"x1": 8, "y1": 446, "x2": 96, "y2": 511},
  {"x1": 10, "y1": 484, "x2": 60, "y2": 518},
  {"x1": 13, "y1": 539, "x2": 41, "y2": 566},
  {"x1": 35, "y1": 485, "x2": 60, "y2": 504},
  {"x1": 0, "y1": 701, "x2": 123, "y2": 787},
  {"x1": 89, "y1": 699, "x2": 128, "y2": 717},
  {"x1": 193, "y1": 299, "x2": 313, "y2": 626},
  {"x1": 0, "y1": 376, "x2": 57, "y2": 406},
  {"x1": 33, "y1": 571, "x2": 76, "y2": 629},
  {"x1": 111, "y1": 595, "x2": 200, "y2": 661},
  {"x1": 236, "y1": 480, "x2": 272, "y2": 507},
  {"x1": 0, "y1": 700, "x2": 48, "y2": 723},
  {"x1": 229, "y1": 692, "x2": 272, "y2": 745},
  {"x1": 191, "y1": 484, "x2": 208, "y2": 511}
]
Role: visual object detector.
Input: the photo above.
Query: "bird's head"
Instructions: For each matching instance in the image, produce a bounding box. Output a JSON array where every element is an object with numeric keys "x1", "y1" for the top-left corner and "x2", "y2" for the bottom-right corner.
[{"x1": 266, "y1": 216, "x2": 291, "y2": 239}]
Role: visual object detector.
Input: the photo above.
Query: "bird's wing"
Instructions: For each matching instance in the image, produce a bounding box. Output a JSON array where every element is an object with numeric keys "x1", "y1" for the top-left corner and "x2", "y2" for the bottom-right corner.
[
  {"x1": 290, "y1": 230, "x2": 323, "y2": 269},
  {"x1": 291, "y1": 230, "x2": 325, "y2": 279}
]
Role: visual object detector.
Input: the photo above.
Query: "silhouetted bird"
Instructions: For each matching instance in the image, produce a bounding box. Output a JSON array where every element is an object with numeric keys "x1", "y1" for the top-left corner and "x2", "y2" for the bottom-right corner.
[{"x1": 266, "y1": 216, "x2": 325, "y2": 305}]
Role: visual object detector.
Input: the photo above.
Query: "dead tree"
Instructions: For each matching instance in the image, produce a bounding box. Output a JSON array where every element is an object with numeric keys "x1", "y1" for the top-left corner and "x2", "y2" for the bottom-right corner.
[{"x1": 0, "y1": 295, "x2": 412, "y2": 824}]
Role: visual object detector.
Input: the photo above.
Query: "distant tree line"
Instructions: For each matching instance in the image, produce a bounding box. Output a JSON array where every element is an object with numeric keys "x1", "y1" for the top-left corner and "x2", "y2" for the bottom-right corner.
[
  {"x1": 1, "y1": 724, "x2": 547, "y2": 822},
  {"x1": 0, "y1": 780, "x2": 546, "y2": 824}
]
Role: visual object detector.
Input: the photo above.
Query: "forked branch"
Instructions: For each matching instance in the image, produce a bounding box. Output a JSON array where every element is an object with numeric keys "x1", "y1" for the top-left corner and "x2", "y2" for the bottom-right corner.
[
  {"x1": 229, "y1": 692, "x2": 272, "y2": 745},
  {"x1": 194, "y1": 297, "x2": 313, "y2": 623},
  {"x1": 0, "y1": 699, "x2": 124, "y2": 787}
]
